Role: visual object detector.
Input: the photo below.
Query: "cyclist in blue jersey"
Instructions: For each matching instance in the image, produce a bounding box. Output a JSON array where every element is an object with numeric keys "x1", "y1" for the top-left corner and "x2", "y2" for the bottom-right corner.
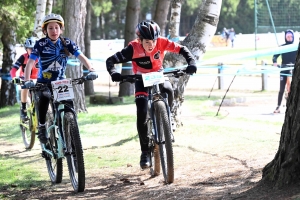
[{"x1": 23, "y1": 13, "x2": 97, "y2": 144}]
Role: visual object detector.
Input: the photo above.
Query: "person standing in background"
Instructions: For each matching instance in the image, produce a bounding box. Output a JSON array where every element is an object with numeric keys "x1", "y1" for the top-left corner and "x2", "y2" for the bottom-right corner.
[
  {"x1": 228, "y1": 28, "x2": 236, "y2": 47},
  {"x1": 273, "y1": 29, "x2": 297, "y2": 113}
]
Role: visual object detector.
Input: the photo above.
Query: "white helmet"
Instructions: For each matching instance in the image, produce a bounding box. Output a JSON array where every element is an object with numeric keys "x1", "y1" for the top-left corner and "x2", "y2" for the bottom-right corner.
[
  {"x1": 24, "y1": 37, "x2": 36, "y2": 49},
  {"x1": 42, "y1": 13, "x2": 64, "y2": 28}
]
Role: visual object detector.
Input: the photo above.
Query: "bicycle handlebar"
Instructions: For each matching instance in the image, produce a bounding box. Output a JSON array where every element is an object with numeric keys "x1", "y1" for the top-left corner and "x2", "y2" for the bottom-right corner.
[
  {"x1": 120, "y1": 69, "x2": 188, "y2": 84},
  {"x1": 15, "y1": 75, "x2": 89, "y2": 90}
]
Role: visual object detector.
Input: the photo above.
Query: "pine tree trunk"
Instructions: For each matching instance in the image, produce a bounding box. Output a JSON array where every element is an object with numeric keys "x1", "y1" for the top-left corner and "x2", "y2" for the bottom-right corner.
[
  {"x1": 84, "y1": 0, "x2": 94, "y2": 95},
  {"x1": 63, "y1": 0, "x2": 88, "y2": 113},
  {"x1": 153, "y1": 0, "x2": 171, "y2": 37},
  {"x1": 169, "y1": 0, "x2": 182, "y2": 39},
  {"x1": 0, "y1": 27, "x2": 17, "y2": 107},
  {"x1": 118, "y1": 0, "x2": 140, "y2": 97},
  {"x1": 262, "y1": 44, "x2": 300, "y2": 188}
]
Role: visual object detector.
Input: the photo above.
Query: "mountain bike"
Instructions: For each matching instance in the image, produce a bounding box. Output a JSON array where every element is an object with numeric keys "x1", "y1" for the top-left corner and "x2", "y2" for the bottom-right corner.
[
  {"x1": 13, "y1": 78, "x2": 38, "y2": 149},
  {"x1": 23, "y1": 76, "x2": 92, "y2": 192},
  {"x1": 120, "y1": 69, "x2": 187, "y2": 184}
]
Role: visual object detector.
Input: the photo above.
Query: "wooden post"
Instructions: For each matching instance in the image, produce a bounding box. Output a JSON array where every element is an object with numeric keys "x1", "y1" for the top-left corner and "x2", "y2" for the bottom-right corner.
[
  {"x1": 218, "y1": 62, "x2": 224, "y2": 89},
  {"x1": 261, "y1": 60, "x2": 268, "y2": 91}
]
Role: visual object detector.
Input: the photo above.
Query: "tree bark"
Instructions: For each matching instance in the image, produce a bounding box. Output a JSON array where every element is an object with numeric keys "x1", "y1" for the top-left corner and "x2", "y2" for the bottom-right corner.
[
  {"x1": 153, "y1": 0, "x2": 171, "y2": 37},
  {"x1": 33, "y1": 0, "x2": 47, "y2": 39},
  {"x1": 169, "y1": 0, "x2": 182, "y2": 39},
  {"x1": 262, "y1": 45, "x2": 300, "y2": 188},
  {"x1": 118, "y1": 0, "x2": 140, "y2": 97},
  {"x1": 84, "y1": 0, "x2": 95, "y2": 95},
  {"x1": 46, "y1": 0, "x2": 53, "y2": 14},
  {"x1": 0, "y1": 27, "x2": 17, "y2": 107},
  {"x1": 63, "y1": 0, "x2": 88, "y2": 113},
  {"x1": 165, "y1": 0, "x2": 222, "y2": 127}
]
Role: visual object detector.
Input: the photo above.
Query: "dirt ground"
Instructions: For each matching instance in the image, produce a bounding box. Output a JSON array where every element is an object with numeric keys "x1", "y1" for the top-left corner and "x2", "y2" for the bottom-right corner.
[{"x1": 1, "y1": 85, "x2": 300, "y2": 199}]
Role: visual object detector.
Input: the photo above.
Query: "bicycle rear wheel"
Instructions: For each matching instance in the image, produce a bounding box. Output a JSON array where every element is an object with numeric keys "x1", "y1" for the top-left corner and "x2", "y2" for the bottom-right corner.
[
  {"x1": 20, "y1": 97, "x2": 36, "y2": 149},
  {"x1": 45, "y1": 105, "x2": 63, "y2": 183},
  {"x1": 64, "y1": 112, "x2": 85, "y2": 192},
  {"x1": 154, "y1": 101, "x2": 174, "y2": 183}
]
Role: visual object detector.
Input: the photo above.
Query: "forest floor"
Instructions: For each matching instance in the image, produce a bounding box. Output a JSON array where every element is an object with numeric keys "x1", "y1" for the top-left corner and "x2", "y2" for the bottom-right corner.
[{"x1": 1, "y1": 84, "x2": 300, "y2": 200}]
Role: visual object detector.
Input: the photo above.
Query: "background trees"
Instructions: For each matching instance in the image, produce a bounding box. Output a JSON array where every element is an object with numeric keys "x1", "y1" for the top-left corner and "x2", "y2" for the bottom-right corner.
[{"x1": 0, "y1": 0, "x2": 36, "y2": 107}]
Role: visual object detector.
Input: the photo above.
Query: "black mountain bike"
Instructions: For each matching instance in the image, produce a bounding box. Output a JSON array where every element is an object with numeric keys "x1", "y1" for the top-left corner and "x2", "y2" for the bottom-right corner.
[
  {"x1": 120, "y1": 69, "x2": 187, "y2": 183},
  {"x1": 24, "y1": 76, "x2": 93, "y2": 192}
]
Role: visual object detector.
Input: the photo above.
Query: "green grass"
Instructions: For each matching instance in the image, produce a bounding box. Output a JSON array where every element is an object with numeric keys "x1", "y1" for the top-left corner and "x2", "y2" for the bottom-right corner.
[
  {"x1": 0, "y1": 94, "x2": 282, "y2": 192},
  {"x1": 202, "y1": 47, "x2": 281, "y2": 64}
]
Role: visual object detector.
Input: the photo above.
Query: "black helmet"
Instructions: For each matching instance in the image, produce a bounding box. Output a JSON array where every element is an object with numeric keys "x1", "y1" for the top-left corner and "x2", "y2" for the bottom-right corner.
[{"x1": 135, "y1": 20, "x2": 160, "y2": 40}]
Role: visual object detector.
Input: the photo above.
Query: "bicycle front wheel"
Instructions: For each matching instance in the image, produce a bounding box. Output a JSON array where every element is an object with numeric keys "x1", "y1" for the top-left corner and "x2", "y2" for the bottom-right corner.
[
  {"x1": 148, "y1": 120, "x2": 160, "y2": 176},
  {"x1": 64, "y1": 112, "x2": 85, "y2": 192},
  {"x1": 154, "y1": 101, "x2": 174, "y2": 183},
  {"x1": 45, "y1": 105, "x2": 63, "y2": 183},
  {"x1": 20, "y1": 97, "x2": 36, "y2": 149}
]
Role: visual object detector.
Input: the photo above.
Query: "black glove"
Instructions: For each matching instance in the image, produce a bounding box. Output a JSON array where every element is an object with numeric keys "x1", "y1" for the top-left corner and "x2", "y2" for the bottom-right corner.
[
  {"x1": 111, "y1": 72, "x2": 122, "y2": 82},
  {"x1": 186, "y1": 65, "x2": 197, "y2": 74}
]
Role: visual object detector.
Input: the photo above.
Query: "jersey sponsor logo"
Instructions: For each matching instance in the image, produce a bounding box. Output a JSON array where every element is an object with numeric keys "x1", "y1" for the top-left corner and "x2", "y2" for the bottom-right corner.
[
  {"x1": 139, "y1": 61, "x2": 151, "y2": 65},
  {"x1": 43, "y1": 61, "x2": 63, "y2": 72},
  {"x1": 43, "y1": 72, "x2": 52, "y2": 79},
  {"x1": 154, "y1": 51, "x2": 160, "y2": 59},
  {"x1": 135, "y1": 94, "x2": 147, "y2": 99},
  {"x1": 39, "y1": 41, "x2": 47, "y2": 46}
]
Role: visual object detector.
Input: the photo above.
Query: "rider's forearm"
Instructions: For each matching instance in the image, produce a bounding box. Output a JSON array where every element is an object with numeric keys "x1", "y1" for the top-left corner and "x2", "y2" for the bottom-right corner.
[
  {"x1": 24, "y1": 59, "x2": 35, "y2": 81},
  {"x1": 77, "y1": 54, "x2": 95, "y2": 71},
  {"x1": 179, "y1": 46, "x2": 196, "y2": 65}
]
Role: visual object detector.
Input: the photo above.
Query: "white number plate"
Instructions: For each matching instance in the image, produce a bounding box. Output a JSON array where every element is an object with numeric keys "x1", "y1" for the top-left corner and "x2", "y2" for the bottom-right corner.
[
  {"x1": 51, "y1": 79, "x2": 74, "y2": 101},
  {"x1": 142, "y1": 72, "x2": 165, "y2": 87}
]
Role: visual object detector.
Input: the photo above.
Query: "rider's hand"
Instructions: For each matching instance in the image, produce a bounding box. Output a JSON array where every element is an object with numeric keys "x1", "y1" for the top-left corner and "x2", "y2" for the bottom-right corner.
[
  {"x1": 186, "y1": 65, "x2": 197, "y2": 74},
  {"x1": 111, "y1": 72, "x2": 122, "y2": 82},
  {"x1": 12, "y1": 77, "x2": 21, "y2": 84},
  {"x1": 23, "y1": 81, "x2": 35, "y2": 89},
  {"x1": 86, "y1": 72, "x2": 98, "y2": 80}
]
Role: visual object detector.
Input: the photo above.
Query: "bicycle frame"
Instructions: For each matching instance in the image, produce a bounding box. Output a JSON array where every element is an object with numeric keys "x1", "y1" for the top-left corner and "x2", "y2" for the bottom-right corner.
[{"x1": 42, "y1": 99, "x2": 77, "y2": 159}]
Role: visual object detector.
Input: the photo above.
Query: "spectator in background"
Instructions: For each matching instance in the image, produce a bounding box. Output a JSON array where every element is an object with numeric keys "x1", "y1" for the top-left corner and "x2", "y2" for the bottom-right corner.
[
  {"x1": 10, "y1": 37, "x2": 39, "y2": 121},
  {"x1": 222, "y1": 27, "x2": 229, "y2": 46},
  {"x1": 272, "y1": 29, "x2": 297, "y2": 113},
  {"x1": 228, "y1": 28, "x2": 236, "y2": 47}
]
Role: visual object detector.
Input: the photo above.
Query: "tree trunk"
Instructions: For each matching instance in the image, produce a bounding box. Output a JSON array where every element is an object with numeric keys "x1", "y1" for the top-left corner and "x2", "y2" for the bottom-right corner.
[
  {"x1": 165, "y1": 0, "x2": 222, "y2": 127},
  {"x1": 169, "y1": 0, "x2": 182, "y2": 39},
  {"x1": 46, "y1": 0, "x2": 53, "y2": 14},
  {"x1": 0, "y1": 27, "x2": 17, "y2": 107},
  {"x1": 153, "y1": 0, "x2": 171, "y2": 37},
  {"x1": 84, "y1": 0, "x2": 95, "y2": 95},
  {"x1": 262, "y1": 45, "x2": 300, "y2": 188},
  {"x1": 118, "y1": 0, "x2": 140, "y2": 97},
  {"x1": 62, "y1": 0, "x2": 87, "y2": 113},
  {"x1": 33, "y1": 0, "x2": 47, "y2": 39}
]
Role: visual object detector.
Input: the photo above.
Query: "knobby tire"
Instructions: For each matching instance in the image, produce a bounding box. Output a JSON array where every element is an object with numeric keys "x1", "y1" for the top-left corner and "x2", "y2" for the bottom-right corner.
[
  {"x1": 154, "y1": 101, "x2": 174, "y2": 183},
  {"x1": 21, "y1": 96, "x2": 36, "y2": 149},
  {"x1": 64, "y1": 112, "x2": 85, "y2": 192}
]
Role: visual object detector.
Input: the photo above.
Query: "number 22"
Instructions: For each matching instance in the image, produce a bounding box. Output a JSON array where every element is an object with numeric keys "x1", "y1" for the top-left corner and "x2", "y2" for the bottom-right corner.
[{"x1": 58, "y1": 85, "x2": 69, "y2": 93}]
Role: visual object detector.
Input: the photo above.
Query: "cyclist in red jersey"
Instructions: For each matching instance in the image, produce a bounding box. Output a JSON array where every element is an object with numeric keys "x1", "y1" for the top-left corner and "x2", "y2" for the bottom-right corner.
[
  {"x1": 10, "y1": 37, "x2": 39, "y2": 121},
  {"x1": 106, "y1": 20, "x2": 197, "y2": 169}
]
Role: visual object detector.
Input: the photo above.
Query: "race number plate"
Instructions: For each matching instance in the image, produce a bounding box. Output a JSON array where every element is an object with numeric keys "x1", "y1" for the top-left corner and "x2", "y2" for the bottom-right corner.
[
  {"x1": 142, "y1": 72, "x2": 165, "y2": 87},
  {"x1": 51, "y1": 79, "x2": 74, "y2": 101}
]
